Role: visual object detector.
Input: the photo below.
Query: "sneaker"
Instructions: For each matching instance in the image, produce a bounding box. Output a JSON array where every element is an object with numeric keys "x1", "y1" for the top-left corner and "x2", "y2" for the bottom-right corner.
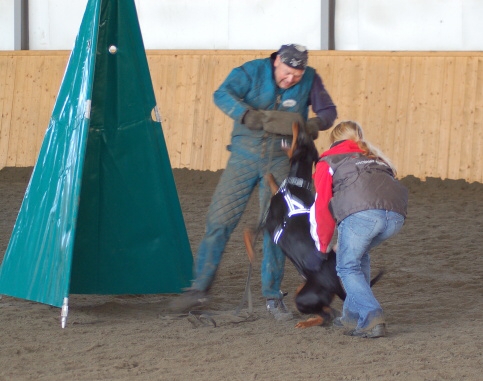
[
  {"x1": 332, "y1": 317, "x2": 345, "y2": 328},
  {"x1": 332, "y1": 316, "x2": 357, "y2": 329},
  {"x1": 266, "y1": 292, "x2": 293, "y2": 322},
  {"x1": 168, "y1": 289, "x2": 209, "y2": 313},
  {"x1": 345, "y1": 323, "x2": 387, "y2": 338}
]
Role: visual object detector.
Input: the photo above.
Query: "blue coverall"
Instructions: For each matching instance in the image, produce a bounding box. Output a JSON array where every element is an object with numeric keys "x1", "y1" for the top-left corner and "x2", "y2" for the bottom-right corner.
[{"x1": 191, "y1": 54, "x2": 337, "y2": 298}]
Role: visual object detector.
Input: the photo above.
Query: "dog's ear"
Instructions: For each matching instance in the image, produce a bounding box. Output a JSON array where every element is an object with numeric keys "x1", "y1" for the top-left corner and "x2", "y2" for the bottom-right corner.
[{"x1": 287, "y1": 122, "x2": 299, "y2": 158}]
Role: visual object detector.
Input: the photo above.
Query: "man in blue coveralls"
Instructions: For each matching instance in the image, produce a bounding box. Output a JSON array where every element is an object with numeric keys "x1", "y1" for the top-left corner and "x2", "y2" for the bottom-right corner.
[{"x1": 170, "y1": 44, "x2": 337, "y2": 321}]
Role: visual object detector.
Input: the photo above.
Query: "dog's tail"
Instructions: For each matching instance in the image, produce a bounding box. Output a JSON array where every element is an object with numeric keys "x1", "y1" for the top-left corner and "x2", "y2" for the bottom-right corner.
[{"x1": 370, "y1": 269, "x2": 385, "y2": 287}]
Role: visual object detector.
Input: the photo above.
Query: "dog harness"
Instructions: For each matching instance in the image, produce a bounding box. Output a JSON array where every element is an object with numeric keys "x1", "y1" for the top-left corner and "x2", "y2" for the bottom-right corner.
[{"x1": 272, "y1": 177, "x2": 312, "y2": 244}]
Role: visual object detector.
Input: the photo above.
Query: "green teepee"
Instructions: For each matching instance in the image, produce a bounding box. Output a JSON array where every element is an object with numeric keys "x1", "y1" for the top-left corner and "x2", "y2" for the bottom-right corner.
[{"x1": 0, "y1": 0, "x2": 193, "y2": 323}]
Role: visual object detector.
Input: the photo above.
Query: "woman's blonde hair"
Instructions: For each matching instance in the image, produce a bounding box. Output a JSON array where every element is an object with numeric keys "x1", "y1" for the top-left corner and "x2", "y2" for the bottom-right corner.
[{"x1": 330, "y1": 120, "x2": 397, "y2": 175}]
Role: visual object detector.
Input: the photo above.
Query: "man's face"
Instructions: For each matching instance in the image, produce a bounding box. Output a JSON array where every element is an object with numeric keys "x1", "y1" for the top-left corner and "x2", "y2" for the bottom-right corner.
[{"x1": 274, "y1": 55, "x2": 305, "y2": 89}]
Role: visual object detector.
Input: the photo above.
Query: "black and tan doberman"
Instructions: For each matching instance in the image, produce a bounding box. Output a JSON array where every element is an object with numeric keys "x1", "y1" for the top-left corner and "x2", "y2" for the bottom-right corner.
[{"x1": 244, "y1": 122, "x2": 382, "y2": 328}]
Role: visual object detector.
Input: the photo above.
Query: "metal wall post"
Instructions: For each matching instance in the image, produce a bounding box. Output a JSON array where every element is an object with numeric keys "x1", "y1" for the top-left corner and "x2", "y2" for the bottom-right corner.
[
  {"x1": 14, "y1": 0, "x2": 29, "y2": 50},
  {"x1": 320, "y1": 0, "x2": 336, "y2": 50}
]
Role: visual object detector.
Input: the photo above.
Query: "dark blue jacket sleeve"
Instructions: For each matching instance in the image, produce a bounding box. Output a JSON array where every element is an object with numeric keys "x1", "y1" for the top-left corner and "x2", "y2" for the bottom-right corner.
[{"x1": 310, "y1": 73, "x2": 337, "y2": 130}]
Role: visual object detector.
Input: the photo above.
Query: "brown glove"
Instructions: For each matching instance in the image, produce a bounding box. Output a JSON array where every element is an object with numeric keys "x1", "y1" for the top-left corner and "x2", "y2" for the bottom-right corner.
[
  {"x1": 305, "y1": 117, "x2": 323, "y2": 140},
  {"x1": 242, "y1": 110, "x2": 264, "y2": 130},
  {"x1": 261, "y1": 110, "x2": 305, "y2": 136}
]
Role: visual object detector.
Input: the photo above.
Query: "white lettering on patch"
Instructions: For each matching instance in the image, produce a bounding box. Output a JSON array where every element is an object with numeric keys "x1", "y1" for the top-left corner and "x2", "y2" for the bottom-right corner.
[{"x1": 355, "y1": 159, "x2": 388, "y2": 167}]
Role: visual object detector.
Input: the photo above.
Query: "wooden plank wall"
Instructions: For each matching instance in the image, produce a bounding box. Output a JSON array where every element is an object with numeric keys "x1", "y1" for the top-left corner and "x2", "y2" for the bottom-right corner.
[{"x1": 1, "y1": 50, "x2": 483, "y2": 183}]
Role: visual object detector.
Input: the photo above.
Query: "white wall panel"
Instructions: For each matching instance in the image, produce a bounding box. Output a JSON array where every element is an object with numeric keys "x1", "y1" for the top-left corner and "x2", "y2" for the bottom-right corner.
[
  {"x1": 3, "y1": 0, "x2": 482, "y2": 51},
  {"x1": 225, "y1": 0, "x2": 321, "y2": 49},
  {"x1": 135, "y1": 0, "x2": 230, "y2": 49},
  {"x1": 335, "y1": 0, "x2": 483, "y2": 51},
  {"x1": 359, "y1": 0, "x2": 461, "y2": 50},
  {"x1": 26, "y1": 0, "x2": 322, "y2": 50},
  {"x1": 29, "y1": 0, "x2": 88, "y2": 50},
  {"x1": 136, "y1": 0, "x2": 321, "y2": 50},
  {"x1": 0, "y1": 1, "x2": 16, "y2": 50},
  {"x1": 462, "y1": 0, "x2": 483, "y2": 50},
  {"x1": 334, "y1": 0, "x2": 359, "y2": 50}
]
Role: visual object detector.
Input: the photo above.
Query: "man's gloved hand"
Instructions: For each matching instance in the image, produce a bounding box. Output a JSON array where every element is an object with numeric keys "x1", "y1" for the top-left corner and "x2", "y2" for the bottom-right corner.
[
  {"x1": 305, "y1": 117, "x2": 323, "y2": 140},
  {"x1": 242, "y1": 110, "x2": 264, "y2": 130},
  {"x1": 261, "y1": 110, "x2": 305, "y2": 136}
]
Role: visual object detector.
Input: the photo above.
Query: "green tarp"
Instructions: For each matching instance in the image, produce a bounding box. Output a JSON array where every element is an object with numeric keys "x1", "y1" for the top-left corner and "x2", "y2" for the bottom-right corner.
[{"x1": 0, "y1": 0, "x2": 193, "y2": 309}]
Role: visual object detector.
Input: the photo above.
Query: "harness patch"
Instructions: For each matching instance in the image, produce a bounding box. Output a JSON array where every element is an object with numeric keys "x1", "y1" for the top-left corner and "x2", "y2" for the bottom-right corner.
[{"x1": 272, "y1": 178, "x2": 311, "y2": 244}]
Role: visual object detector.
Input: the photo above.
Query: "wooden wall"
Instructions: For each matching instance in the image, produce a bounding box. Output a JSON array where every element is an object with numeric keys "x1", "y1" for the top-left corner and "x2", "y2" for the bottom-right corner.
[{"x1": 1, "y1": 50, "x2": 483, "y2": 183}]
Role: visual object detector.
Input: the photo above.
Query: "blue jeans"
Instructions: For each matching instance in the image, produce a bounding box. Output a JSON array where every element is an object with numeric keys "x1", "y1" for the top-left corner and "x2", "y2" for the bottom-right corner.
[
  {"x1": 336, "y1": 209, "x2": 405, "y2": 330},
  {"x1": 192, "y1": 135, "x2": 290, "y2": 299}
]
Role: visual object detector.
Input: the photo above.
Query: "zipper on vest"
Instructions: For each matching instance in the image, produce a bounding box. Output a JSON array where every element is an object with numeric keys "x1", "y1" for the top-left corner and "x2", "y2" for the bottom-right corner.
[{"x1": 275, "y1": 93, "x2": 281, "y2": 109}]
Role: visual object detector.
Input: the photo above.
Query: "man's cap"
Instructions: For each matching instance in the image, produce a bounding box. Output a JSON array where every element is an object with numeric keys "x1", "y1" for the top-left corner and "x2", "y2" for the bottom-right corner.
[{"x1": 278, "y1": 44, "x2": 308, "y2": 70}]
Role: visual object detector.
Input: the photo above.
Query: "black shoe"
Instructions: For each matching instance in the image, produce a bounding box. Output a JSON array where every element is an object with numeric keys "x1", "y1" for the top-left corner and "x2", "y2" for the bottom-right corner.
[
  {"x1": 345, "y1": 323, "x2": 387, "y2": 338},
  {"x1": 168, "y1": 289, "x2": 209, "y2": 313},
  {"x1": 266, "y1": 294, "x2": 293, "y2": 322},
  {"x1": 332, "y1": 317, "x2": 344, "y2": 328}
]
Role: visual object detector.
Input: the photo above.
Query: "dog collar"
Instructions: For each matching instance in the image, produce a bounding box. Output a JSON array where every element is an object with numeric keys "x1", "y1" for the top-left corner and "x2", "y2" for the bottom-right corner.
[{"x1": 282, "y1": 177, "x2": 312, "y2": 191}]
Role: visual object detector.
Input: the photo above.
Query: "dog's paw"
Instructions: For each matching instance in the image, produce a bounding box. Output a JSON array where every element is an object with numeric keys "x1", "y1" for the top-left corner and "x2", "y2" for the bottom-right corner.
[{"x1": 295, "y1": 316, "x2": 324, "y2": 329}]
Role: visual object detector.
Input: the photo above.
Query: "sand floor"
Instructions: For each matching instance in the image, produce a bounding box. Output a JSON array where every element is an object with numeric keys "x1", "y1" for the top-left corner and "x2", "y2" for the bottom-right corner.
[{"x1": 1, "y1": 166, "x2": 482, "y2": 380}]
